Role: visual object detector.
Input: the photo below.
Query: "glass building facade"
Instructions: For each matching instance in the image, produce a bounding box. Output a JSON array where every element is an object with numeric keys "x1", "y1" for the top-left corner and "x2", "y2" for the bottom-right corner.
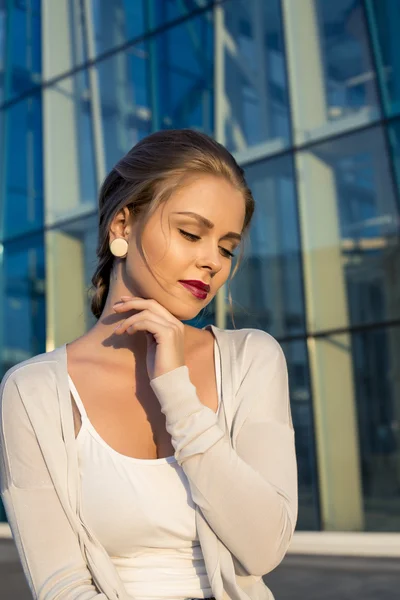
[{"x1": 0, "y1": 0, "x2": 399, "y2": 535}]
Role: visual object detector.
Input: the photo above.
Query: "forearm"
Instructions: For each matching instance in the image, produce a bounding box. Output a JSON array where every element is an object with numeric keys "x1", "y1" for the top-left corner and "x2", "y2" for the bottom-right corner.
[{"x1": 150, "y1": 366, "x2": 297, "y2": 576}]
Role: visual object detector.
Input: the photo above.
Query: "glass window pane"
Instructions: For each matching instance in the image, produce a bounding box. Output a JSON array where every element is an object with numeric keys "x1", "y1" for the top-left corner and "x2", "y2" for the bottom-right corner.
[
  {"x1": 387, "y1": 118, "x2": 400, "y2": 197},
  {"x1": 220, "y1": 0, "x2": 291, "y2": 154},
  {"x1": 0, "y1": 232, "x2": 46, "y2": 377},
  {"x1": 281, "y1": 338, "x2": 320, "y2": 530},
  {"x1": 229, "y1": 154, "x2": 306, "y2": 340},
  {"x1": 352, "y1": 325, "x2": 400, "y2": 531},
  {"x1": 97, "y1": 42, "x2": 152, "y2": 169},
  {"x1": 296, "y1": 125, "x2": 400, "y2": 333},
  {"x1": 43, "y1": 70, "x2": 97, "y2": 225},
  {"x1": 90, "y1": 0, "x2": 209, "y2": 63},
  {"x1": 283, "y1": 0, "x2": 381, "y2": 144},
  {"x1": 0, "y1": 0, "x2": 41, "y2": 103},
  {"x1": 0, "y1": 5, "x2": 5, "y2": 105},
  {"x1": 39, "y1": 1, "x2": 214, "y2": 80},
  {"x1": 365, "y1": 0, "x2": 400, "y2": 117},
  {"x1": 147, "y1": 8, "x2": 214, "y2": 134},
  {"x1": 91, "y1": 0, "x2": 145, "y2": 56},
  {"x1": 0, "y1": 93, "x2": 43, "y2": 241},
  {"x1": 46, "y1": 215, "x2": 98, "y2": 349},
  {"x1": 97, "y1": 10, "x2": 214, "y2": 169},
  {"x1": 314, "y1": 326, "x2": 400, "y2": 531}
]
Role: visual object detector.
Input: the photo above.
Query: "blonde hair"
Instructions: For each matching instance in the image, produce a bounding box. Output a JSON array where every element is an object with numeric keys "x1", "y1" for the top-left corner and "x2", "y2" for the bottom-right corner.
[{"x1": 90, "y1": 129, "x2": 255, "y2": 327}]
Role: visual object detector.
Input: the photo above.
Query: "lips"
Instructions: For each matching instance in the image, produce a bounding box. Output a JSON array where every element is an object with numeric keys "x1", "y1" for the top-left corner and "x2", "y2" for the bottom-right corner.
[{"x1": 178, "y1": 280, "x2": 210, "y2": 293}]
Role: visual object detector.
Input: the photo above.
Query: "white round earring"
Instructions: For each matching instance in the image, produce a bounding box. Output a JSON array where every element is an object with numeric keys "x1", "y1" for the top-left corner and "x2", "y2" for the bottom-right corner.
[{"x1": 109, "y1": 238, "x2": 128, "y2": 258}]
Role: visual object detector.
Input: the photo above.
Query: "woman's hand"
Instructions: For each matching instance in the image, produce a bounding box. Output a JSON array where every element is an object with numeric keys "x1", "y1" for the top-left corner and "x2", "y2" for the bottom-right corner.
[{"x1": 112, "y1": 295, "x2": 186, "y2": 380}]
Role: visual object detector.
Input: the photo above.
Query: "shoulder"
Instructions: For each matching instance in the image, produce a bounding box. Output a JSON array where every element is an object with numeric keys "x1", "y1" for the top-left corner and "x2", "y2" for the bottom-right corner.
[
  {"x1": 1, "y1": 346, "x2": 64, "y2": 398},
  {"x1": 224, "y1": 326, "x2": 284, "y2": 361},
  {"x1": 220, "y1": 326, "x2": 286, "y2": 383}
]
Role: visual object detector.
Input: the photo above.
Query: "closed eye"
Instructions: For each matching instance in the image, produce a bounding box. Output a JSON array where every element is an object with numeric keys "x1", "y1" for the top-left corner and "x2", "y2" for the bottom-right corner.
[{"x1": 178, "y1": 229, "x2": 235, "y2": 259}]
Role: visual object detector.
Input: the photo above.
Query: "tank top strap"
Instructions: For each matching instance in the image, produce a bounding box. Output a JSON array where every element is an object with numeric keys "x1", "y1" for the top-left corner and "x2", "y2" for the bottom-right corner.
[{"x1": 68, "y1": 375, "x2": 88, "y2": 421}]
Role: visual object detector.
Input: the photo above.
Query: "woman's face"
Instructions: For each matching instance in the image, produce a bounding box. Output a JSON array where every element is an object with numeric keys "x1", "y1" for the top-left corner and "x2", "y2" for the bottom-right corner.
[{"x1": 123, "y1": 174, "x2": 246, "y2": 321}]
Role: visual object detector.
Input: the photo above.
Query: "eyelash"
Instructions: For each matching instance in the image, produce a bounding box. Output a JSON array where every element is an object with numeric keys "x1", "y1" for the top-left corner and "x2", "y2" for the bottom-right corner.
[{"x1": 178, "y1": 229, "x2": 235, "y2": 259}]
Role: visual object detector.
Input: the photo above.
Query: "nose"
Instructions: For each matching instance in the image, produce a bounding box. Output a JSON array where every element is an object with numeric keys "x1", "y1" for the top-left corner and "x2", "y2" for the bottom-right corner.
[{"x1": 196, "y1": 243, "x2": 223, "y2": 274}]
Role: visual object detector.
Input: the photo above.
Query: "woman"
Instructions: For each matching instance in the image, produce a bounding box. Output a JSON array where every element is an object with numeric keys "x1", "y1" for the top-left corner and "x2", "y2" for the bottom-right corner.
[{"x1": 0, "y1": 129, "x2": 297, "y2": 600}]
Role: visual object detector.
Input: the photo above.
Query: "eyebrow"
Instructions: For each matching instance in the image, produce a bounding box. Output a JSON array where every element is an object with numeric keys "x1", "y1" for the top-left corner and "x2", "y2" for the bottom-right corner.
[{"x1": 172, "y1": 211, "x2": 242, "y2": 242}]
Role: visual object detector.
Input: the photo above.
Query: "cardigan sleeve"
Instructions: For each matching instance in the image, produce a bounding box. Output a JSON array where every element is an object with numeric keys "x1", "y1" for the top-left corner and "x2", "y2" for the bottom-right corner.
[
  {"x1": 0, "y1": 374, "x2": 108, "y2": 599},
  {"x1": 150, "y1": 329, "x2": 298, "y2": 577}
]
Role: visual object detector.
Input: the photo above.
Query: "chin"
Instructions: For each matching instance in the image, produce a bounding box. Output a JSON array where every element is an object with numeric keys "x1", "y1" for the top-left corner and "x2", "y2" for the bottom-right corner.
[{"x1": 168, "y1": 306, "x2": 202, "y2": 322}]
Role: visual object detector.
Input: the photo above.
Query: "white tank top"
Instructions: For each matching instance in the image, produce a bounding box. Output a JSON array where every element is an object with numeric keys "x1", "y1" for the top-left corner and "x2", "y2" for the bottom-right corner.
[{"x1": 69, "y1": 338, "x2": 222, "y2": 600}]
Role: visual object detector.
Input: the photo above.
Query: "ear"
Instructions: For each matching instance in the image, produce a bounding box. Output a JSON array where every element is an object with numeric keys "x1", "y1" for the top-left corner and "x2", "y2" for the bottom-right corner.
[{"x1": 109, "y1": 206, "x2": 132, "y2": 244}]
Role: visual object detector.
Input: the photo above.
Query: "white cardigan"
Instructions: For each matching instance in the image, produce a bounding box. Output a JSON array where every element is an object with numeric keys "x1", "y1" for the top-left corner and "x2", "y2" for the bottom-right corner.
[{"x1": 0, "y1": 324, "x2": 298, "y2": 600}]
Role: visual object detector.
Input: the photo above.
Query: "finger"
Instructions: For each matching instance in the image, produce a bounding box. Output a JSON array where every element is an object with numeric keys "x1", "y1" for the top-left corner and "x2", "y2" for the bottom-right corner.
[
  {"x1": 125, "y1": 318, "x2": 172, "y2": 338},
  {"x1": 113, "y1": 297, "x2": 180, "y2": 326},
  {"x1": 114, "y1": 310, "x2": 166, "y2": 335}
]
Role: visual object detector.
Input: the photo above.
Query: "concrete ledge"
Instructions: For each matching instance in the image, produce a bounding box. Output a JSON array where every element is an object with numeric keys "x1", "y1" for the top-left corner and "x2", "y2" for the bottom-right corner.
[{"x1": 287, "y1": 531, "x2": 400, "y2": 557}]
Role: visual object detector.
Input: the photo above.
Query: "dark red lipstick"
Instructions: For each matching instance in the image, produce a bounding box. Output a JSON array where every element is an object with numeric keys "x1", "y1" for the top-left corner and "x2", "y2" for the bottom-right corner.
[
  {"x1": 179, "y1": 280, "x2": 210, "y2": 292},
  {"x1": 178, "y1": 280, "x2": 210, "y2": 299}
]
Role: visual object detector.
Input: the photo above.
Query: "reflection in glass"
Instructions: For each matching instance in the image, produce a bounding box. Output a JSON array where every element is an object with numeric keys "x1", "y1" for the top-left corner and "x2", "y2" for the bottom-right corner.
[
  {"x1": 84, "y1": 1, "x2": 209, "y2": 67},
  {"x1": 352, "y1": 325, "x2": 400, "y2": 530},
  {"x1": 365, "y1": 0, "x2": 400, "y2": 117},
  {"x1": 229, "y1": 154, "x2": 305, "y2": 340},
  {"x1": 219, "y1": 0, "x2": 291, "y2": 153},
  {"x1": 97, "y1": 41, "x2": 152, "y2": 170},
  {"x1": 46, "y1": 214, "x2": 98, "y2": 349},
  {"x1": 0, "y1": 0, "x2": 41, "y2": 103},
  {"x1": 283, "y1": 0, "x2": 380, "y2": 143},
  {"x1": 97, "y1": 10, "x2": 213, "y2": 169},
  {"x1": 146, "y1": 8, "x2": 214, "y2": 134},
  {"x1": 281, "y1": 339, "x2": 320, "y2": 530},
  {"x1": 43, "y1": 70, "x2": 97, "y2": 225},
  {"x1": 387, "y1": 119, "x2": 400, "y2": 209},
  {"x1": 296, "y1": 125, "x2": 400, "y2": 333},
  {"x1": 0, "y1": 233, "x2": 46, "y2": 378},
  {"x1": 0, "y1": 93, "x2": 43, "y2": 241}
]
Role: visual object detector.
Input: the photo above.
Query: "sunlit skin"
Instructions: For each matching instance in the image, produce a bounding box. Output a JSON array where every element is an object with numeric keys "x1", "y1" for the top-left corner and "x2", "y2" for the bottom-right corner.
[{"x1": 68, "y1": 174, "x2": 246, "y2": 372}]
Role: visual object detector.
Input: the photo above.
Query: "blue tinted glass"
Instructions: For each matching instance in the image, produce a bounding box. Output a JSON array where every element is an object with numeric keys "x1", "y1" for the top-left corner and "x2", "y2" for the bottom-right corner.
[
  {"x1": 151, "y1": 0, "x2": 200, "y2": 27},
  {"x1": 230, "y1": 154, "x2": 305, "y2": 339},
  {"x1": 90, "y1": 0, "x2": 212, "y2": 58},
  {"x1": 365, "y1": 0, "x2": 400, "y2": 117},
  {"x1": 1, "y1": 0, "x2": 41, "y2": 102},
  {"x1": 0, "y1": 6, "x2": 5, "y2": 104},
  {"x1": 0, "y1": 232, "x2": 46, "y2": 378},
  {"x1": 74, "y1": 70, "x2": 97, "y2": 212},
  {"x1": 98, "y1": 11, "x2": 213, "y2": 168},
  {"x1": 387, "y1": 118, "x2": 400, "y2": 199},
  {"x1": 286, "y1": 0, "x2": 380, "y2": 144},
  {"x1": 298, "y1": 125, "x2": 400, "y2": 330},
  {"x1": 150, "y1": 10, "x2": 213, "y2": 132},
  {"x1": 0, "y1": 93, "x2": 43, "y2": 241},
  {"x1": 92, "y1": 0, "x2": 145, "y2": 56},
  {"x1": 349, "y1": 325, "x2": 400, "y2": 530},
  {"x1": 281, "y1": 338, "x2": 320, "y2": 530},
  {"x1": 97, "y1": 41, "x2": 152, "y2": 169},
  {"x1": 222, "y1": 0, "x2": 291, "y2": 152},
  {"x1": 43, "y1": 70, "x2": 97, "y2": 224},
  {"x1": 317, "y1": 0, "x2": 377, "y2": 116}
]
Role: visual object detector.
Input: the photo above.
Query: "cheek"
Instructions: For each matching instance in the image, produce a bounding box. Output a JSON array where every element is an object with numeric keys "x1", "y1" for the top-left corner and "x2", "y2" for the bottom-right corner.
[
  {"x1": 129, "y1": 229, "x2": 187, "y2": 279},
  {"x1": 137, "y1": 226, "x2": 172, "y2": 266}
]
